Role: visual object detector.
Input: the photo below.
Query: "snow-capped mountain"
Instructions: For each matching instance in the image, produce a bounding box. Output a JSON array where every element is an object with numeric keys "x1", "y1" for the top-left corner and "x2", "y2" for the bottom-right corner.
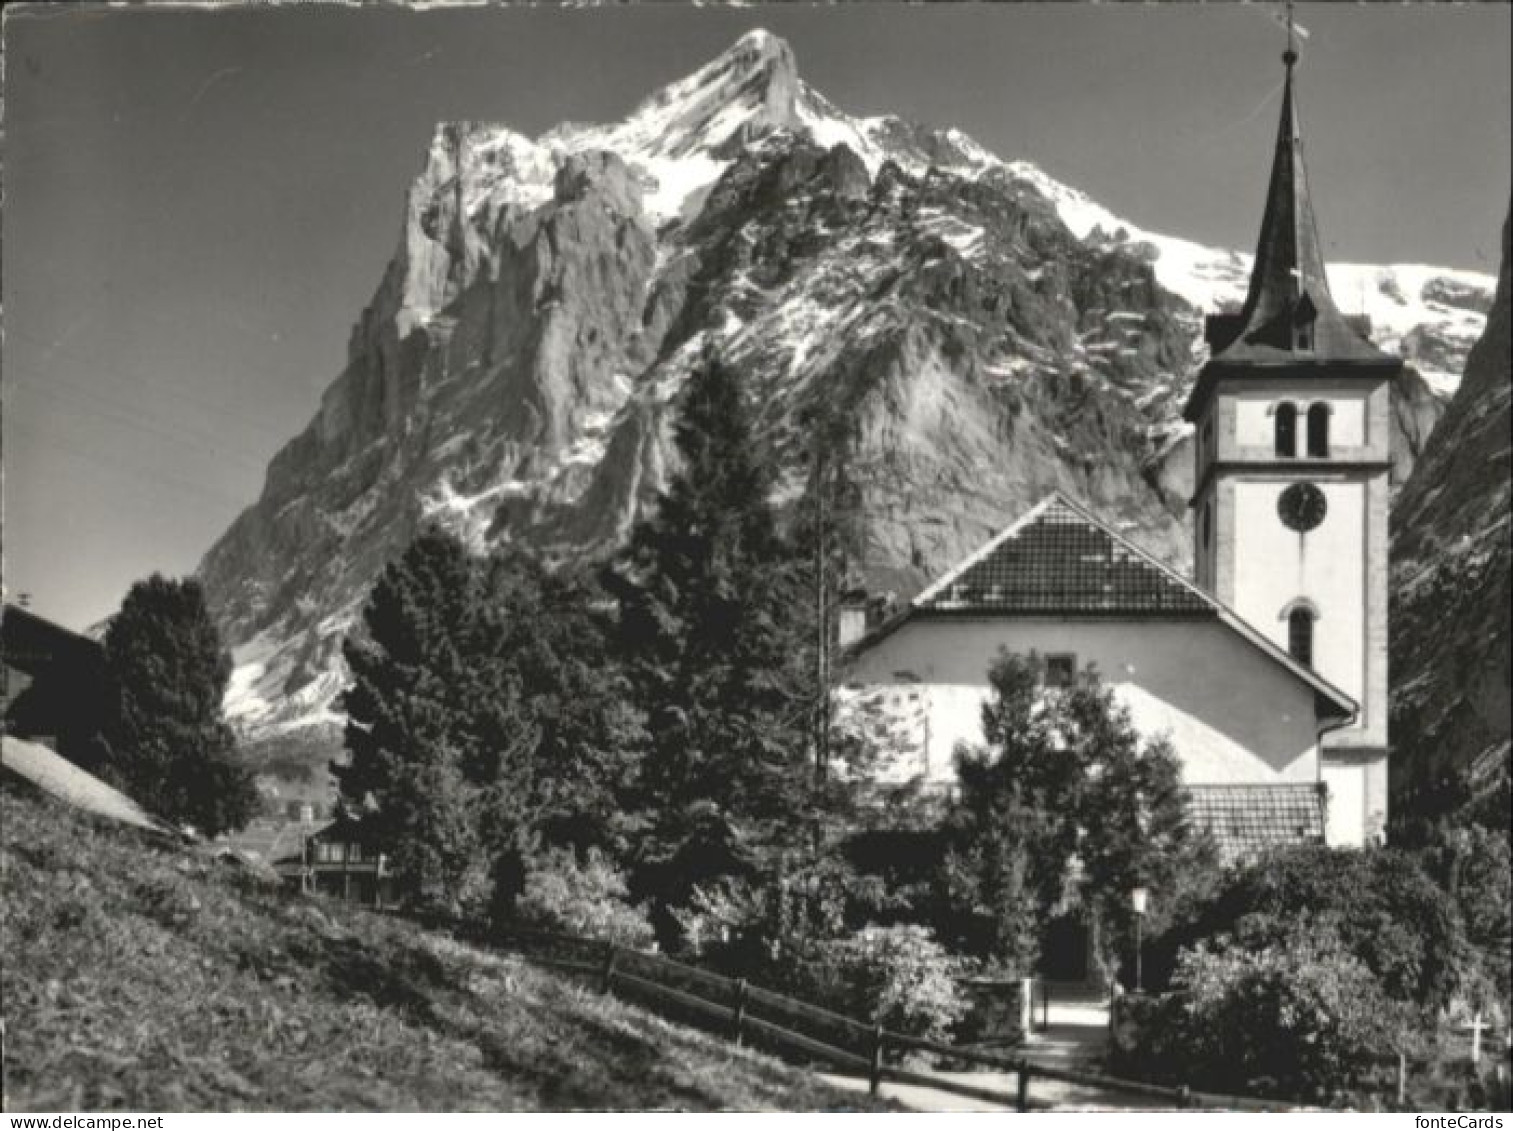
[{"x1": 198, "y1": 30, "x2": 1495, "y2": 737}]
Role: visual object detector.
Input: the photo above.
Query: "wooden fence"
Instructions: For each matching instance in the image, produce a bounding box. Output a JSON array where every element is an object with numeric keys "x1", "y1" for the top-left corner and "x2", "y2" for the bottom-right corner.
[{"x1": 495, "y1": 928, "x2": 1288, "y2": 1112}]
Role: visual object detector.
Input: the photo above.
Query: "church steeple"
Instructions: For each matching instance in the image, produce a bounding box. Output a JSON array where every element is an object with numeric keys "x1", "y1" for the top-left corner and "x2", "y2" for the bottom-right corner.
[
  {"x1": 1183, "y1": 11, "x2": 1399, "y2": 848},
  {"x1": 1200, "y1": 37, "x2": 1394, "y2": 367}
]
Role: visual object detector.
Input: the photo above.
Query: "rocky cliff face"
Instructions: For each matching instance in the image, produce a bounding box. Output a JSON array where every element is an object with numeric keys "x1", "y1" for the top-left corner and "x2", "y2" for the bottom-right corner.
[
  {"x1": 198, "y1": 31, "x2": 1496, "y2": 734},
  {"x1": 1390, "y1": 208, "x2": 1511, "y2": 820}
]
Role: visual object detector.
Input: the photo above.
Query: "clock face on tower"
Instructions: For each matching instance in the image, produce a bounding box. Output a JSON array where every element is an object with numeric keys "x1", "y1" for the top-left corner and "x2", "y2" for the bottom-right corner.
[{"x1": 1278, "y1": 482, "x2": 1327, "y2": 532}]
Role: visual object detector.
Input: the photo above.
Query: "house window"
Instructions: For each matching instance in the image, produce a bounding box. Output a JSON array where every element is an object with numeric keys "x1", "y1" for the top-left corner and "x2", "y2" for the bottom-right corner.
[
  {"x1": 1274, "y1": 402, "x2": 1298, "y2": 458},
  {"x1": 1287, "y1": 607, "x2": 1315, "y2": 667},
  {"x1": 1306, "y1": 403, "x2": 1330, "y2": 458},
  {"x1": 347, "y1": 843, "x2": 363, "y2": 864},
  {"x1": 1044, "y1": 653, "x2": 1077, "y2": 689}
]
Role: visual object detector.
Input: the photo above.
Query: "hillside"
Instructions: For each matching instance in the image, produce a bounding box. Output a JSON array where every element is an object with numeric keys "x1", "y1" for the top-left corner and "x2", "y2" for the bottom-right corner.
[
  {"x1": 195, "y1": 30, "x2": 1494, "y2": 739},
  {"x1": 0, "y1": 782, "x2": 884, "y2": 1112},
  {"x1": 1390, "y1": 208, "x2": 1512, "y2": 826}
]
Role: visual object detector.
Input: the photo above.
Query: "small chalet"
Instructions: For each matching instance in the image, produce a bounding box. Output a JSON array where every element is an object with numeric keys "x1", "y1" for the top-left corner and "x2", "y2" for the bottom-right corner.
[
  {"x1": 2, "y1": 604, "x2": 111, "y2": 775},
  {"x1": 272, "y1": 812, "x2": 396, "y2": 909},
  {"x1": 840, "y1": 493, "x2": 1353, "y2": 861}
]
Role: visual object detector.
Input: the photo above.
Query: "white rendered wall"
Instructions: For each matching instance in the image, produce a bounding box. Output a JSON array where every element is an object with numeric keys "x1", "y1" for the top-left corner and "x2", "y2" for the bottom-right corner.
[
  {"x1": 1230, "y1": 478, "x2": 1367, "y2": 732},
  {"x1": 842, "y1": 617, "x2": 1321, "y2": 786}
]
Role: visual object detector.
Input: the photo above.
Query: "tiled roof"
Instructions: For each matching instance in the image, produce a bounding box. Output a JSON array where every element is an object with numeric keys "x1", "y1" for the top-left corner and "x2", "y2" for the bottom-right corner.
[
  {"x1": 915, "y1": 496, "x2": 1214, "y2": 616},
  {"x1": 846, "y1": 492, "x2": 1357, "y2": 722},
  {"x1": 1188, "y1": 783, "x2": 1326, "y2": 863}
]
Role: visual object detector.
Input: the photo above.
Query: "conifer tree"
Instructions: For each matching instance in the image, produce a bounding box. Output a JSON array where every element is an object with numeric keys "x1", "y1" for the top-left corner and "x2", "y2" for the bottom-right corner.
[
  {"x1": 339, "y1": 529, "x2": 641, "y2": 914},
  {"x1": 102, "y1": 574, "x2": 257, "y2": 836},
  {"x1": 338, "y1": 529, "x2": 486, "y2": 909},
  {"x1": 605, "y1": 353, "x2": 811, "y2": 915}
]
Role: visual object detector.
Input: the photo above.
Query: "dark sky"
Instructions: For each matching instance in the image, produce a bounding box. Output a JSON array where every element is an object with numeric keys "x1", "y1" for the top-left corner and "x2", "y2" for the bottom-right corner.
[{"x1": 4, "y1": 2, "x2": 1509, "y2": 630}]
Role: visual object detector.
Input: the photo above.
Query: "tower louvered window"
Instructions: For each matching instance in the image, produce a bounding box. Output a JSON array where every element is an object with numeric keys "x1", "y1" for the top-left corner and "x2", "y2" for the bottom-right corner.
[
  {"x1": 1275, "y1": 402, "x2": 1298, "y2": 457},
  {"x1": 1307, "y1": 403, "x2": 1330, "y2": 457}
]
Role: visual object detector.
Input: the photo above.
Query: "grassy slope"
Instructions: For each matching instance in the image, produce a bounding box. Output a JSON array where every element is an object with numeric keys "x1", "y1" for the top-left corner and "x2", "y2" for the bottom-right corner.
[{"x1": 0, "y1": 784, "x2": 883, "y2": 1112}]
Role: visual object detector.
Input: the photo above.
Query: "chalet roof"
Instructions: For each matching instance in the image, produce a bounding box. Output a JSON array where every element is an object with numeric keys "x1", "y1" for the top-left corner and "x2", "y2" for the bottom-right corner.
[
  {"x1": 844, "y1": 493, "x2": 1356, "y2": 722},
  {"x1": 2, "y1": 604, "x2": 105, "y2": 675},
  {"x1": 1188, "y1": 782, "x2": 1326, "y2": 863},
  {"x1": 2, "y1": 736, "x2": 178, "y2": 840}
]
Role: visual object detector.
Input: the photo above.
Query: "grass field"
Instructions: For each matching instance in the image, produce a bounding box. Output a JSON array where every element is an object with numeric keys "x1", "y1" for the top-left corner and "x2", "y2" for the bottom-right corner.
[{"x1": 0, "y1": 781, "x2": 887, "y2": 1112}]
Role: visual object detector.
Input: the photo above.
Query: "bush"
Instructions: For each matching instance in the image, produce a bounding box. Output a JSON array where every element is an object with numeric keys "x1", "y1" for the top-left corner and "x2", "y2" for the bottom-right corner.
[
  {"x1": 514, "y1": 847, "x2": 656, "y2": 949},
  {"x1": 1154, "y1": 845, "x2": 1471, "y2": 1009},
  {"x1": 806, "y1": 924, "x2": 969, "y2": 1044},
  {"x1": 1165, "y1": 916, "x2": 1410, "y2": 1102}
]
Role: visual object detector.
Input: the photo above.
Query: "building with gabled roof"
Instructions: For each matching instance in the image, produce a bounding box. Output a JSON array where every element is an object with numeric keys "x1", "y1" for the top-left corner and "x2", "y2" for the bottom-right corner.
[
  {"x1": 841, "y1": 493, "x2": 1353, "y2": 860},
  {"x1": 842, "y1": 32, "x2": 1395, "y2": 863},
  {"x1": 2, "y1": 604, "x2": 111, "y2": 775}
]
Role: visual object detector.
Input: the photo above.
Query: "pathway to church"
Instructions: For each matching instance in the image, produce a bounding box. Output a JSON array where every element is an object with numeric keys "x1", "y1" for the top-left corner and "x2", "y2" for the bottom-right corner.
[{"x1": 823, "y1": 983, "x2": 1170, "y2": 1112}]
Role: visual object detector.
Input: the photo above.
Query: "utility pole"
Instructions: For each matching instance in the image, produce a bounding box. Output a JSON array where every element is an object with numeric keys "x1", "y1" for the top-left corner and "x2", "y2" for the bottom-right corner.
[{"x1": 811, "y1": 436, "x2": 831, "y2": 784}]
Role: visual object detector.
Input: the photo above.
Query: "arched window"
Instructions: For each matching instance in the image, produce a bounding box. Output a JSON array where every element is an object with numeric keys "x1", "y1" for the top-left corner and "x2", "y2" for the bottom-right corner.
[
  {"x1": 1307, "y1": 403, "x2": 1330, "y2": 458},
  {"x1": 1275, "y1": 402, "x2": 1298, "y2": 458},
  {"x1": 1286, "y1": 606, "x2": 1316, "y2": 667}
]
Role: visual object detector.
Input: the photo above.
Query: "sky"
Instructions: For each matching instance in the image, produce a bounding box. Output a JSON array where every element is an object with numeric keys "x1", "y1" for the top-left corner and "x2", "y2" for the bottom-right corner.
[{"x1": 3, "y1": 2, "x2": 1509, "y2": 631}]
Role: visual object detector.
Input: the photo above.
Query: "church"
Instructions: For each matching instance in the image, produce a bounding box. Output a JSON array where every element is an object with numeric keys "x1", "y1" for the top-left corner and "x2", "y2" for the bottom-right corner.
[{"x1": 841, "y1": 38, "x2": 1398, "y2": 858}]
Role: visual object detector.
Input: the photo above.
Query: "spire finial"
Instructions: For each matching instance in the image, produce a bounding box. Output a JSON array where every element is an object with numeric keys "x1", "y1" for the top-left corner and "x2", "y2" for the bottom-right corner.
[{"x1": 1283, "y1": 0, "x2": 1300, "y2": 68}]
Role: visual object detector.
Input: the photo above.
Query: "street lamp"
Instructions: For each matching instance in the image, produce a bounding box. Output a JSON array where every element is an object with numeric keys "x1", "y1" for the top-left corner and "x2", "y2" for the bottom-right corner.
[{"x1": 1130, "y1": 885, "x2": 1149, "y2": 994}]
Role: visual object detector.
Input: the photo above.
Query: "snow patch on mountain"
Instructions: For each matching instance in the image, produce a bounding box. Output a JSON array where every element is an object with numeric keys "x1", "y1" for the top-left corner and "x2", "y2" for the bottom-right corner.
[{"x1": 203, "y1": 29, "x2": 1496, "y2": 740}]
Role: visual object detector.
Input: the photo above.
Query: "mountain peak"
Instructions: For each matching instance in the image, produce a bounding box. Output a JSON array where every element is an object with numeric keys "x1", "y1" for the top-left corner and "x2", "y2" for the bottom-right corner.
[{"x1": 608, "y1": 28, "x2": 801, "y2": 159}]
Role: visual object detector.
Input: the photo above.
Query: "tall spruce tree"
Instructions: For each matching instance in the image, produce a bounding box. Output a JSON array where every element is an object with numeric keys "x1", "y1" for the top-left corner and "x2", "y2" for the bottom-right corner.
[
  {"x1": 338, "y1": 529, "x2": 641, "y2": 915},
  {"x1": 102, "y1": 574, "x2": 258, "y2": 836},
  {"x1": 606, "y1": 353, "x2": 811, "y2": 918},
  {"x1": 338, "y1": 529, "x2": 486, "y2": 910}
]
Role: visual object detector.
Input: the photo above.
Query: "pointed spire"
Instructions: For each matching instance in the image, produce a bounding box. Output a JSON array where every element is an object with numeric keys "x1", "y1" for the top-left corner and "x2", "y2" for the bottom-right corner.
[{"x1": 1205, "y1": 32, "x2": 1392, "y2": 365}]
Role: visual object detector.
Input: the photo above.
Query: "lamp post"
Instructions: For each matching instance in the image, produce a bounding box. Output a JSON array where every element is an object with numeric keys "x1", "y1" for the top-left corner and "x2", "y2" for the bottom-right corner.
[{"x1": 1130, "y1": 885, "x2": 1149, "y2": 994}]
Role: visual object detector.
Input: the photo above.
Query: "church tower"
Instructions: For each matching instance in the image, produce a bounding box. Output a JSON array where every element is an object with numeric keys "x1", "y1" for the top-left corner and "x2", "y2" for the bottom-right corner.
[{"x1": 1184, "y1": 34, "x2": 1400, "y2": 846}]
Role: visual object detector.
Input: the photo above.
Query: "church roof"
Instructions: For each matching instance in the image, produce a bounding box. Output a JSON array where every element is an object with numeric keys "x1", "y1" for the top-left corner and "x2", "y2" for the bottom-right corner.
[
  {"x1": 845, "y1": 492, "x2": 1356, "y2": 721},
  {"x1": 1188, "y1": 782, "x2": 1327, "y2": 863},
  {"x1": 914, "y1": 496, "x2": 1212, "y2": 616},
  {"x1": 1185, "y1": 48, "x2": 1399, "y2": 418}
]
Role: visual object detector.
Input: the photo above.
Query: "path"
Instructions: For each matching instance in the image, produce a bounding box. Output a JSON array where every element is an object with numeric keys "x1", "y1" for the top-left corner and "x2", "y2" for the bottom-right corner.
[{"x1": 822, "y1": 983, "x2": 1173, "y2": 1112}]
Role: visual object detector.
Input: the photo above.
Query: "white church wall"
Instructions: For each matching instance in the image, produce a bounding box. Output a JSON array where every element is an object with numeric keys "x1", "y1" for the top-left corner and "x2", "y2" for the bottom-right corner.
[
  {"x1": 1322, "y1": 758, "x2": 1365, "y2": 846},
  {"x1": 842, "y1": 616, "x2": 1321, "y2": 787},
  {"x1": 1230, "y1": 477, "x2": 1367, "y2": 731},
  {"x1": 1321, "y1": 753, "x2": 1387, "y2": 847}
]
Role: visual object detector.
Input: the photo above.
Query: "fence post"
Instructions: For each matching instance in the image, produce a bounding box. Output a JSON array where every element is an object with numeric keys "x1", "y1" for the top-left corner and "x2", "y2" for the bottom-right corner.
[
  {"x1": 1042, "y1": 980, "x2": 1050, "y2": 1032},
  {"x1": 1016, "y1": 1061, "x2": 1030, "y2": 1112},
  {"x1": 601, "y1": 942, "x2": 618, "y2": 995},
  {"x1": 868, "y1": 1025, "x2": 885, "y2": 1097},
  {"x1": 1396, "y1": 1050, "x2": 1407, "y2": 1106},
  {"x1": 733, "y1": 978, "x2": 749, "y2": 1047}
]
